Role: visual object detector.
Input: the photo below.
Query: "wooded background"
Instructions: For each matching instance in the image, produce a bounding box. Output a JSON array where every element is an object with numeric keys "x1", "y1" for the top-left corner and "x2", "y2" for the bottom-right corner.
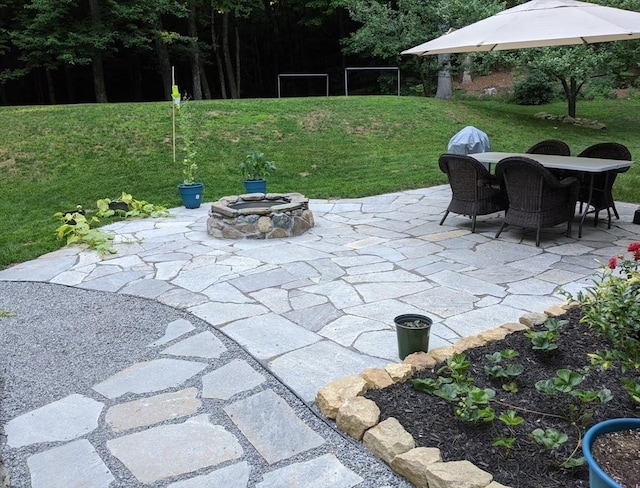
[{"x1": 2, "y1": 0, "x2": 639, "y2": 107}]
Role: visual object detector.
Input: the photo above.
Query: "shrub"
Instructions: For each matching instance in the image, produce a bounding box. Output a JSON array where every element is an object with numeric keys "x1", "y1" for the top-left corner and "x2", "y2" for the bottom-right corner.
[
  {"x1": 569, "y1": 242, "x2": 640, "y2": 357},
  {"x1": 513, "y1": 70, "x2": 555, "y2": 105}
]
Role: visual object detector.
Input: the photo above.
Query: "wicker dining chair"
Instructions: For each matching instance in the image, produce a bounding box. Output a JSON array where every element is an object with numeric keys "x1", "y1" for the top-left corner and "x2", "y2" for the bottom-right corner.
[
  {"x1": 495, "y1": 156, "x2": 579, "y2": 247},
  {"x1": 526, "y1": 139, "x2": 571, "y2": 156},
  {"x1": 576, "y1": 142, "x2": 632, "y2": 228},
  {"x1": 438, "y1": 153, "x2": 508, "y2": 233}
]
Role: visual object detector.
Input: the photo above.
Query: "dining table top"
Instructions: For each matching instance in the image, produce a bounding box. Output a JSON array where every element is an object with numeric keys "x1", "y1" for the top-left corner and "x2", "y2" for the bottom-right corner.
[{"x1": 471, "y1": 151, "x2": 634, "y2": 173}]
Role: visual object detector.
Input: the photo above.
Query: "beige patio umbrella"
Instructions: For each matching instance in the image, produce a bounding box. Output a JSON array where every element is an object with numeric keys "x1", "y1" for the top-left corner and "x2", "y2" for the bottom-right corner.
[{"x1": 402, "y1": 0, "x2": 640, "y2": 56}]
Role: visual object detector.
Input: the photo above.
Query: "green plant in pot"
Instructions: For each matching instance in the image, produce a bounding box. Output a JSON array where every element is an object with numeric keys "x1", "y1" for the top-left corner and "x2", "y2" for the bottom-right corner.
[
  {"x1": 394, "y1": 313, "x2": 433, "y2": 360},
  {"x1": 240, "y1": 151, "x2": 276, "y2": 194},
  {"x1": 173, "y1": 90, "x2": 203, "y2": 208}
]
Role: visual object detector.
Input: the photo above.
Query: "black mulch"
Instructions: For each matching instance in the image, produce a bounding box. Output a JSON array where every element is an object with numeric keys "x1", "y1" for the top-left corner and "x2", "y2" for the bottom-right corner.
[{"x1": 365, "y1": 309, "x2": 640, "y2": 488}]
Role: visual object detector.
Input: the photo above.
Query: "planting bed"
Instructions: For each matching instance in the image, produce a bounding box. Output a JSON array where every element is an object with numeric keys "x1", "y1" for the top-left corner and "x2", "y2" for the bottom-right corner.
[{"x1": 365, "y1": 308, "x2": 640, "y2": 488}]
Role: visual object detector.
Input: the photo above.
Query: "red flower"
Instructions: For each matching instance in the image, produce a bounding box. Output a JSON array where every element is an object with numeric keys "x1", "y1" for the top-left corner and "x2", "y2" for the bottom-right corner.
[
  {"x1": 608, "y1": 257, "x2": 617, "y2": 269},
  {"x1": 628, "y1": 242, "x2": 640, "y2": 253}
]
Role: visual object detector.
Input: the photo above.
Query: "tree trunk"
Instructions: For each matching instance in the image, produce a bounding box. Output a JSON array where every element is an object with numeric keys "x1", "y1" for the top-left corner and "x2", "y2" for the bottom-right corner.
[
  {"x1": 45, "y1": 68, "x2": 56, "y2": 104},
  {"x1": 211, "y1": 11, "x2": 227, "y2": 99},
  {"x1": 154, "y1": 18, "x2": 172, "y2": 100},
  {"x1": 222, "y1": 12, "x2": 238, "y2": 99},
  {"x1": 88, "y1": 0, "x2": 108, "y2": 102},
  {"x1": 188, "y1": 2, "x2": 202, "y2": 100},
  {"x1": 235, "y1": 24, "x2": 241, "y2": 97},
  {"x1": 435, "y1": 54, "x2": 452, "y2": 100},
  {"x1": 199, "y1": 59, "x2": 211, "y2": 99},
  {"x1": 558, "y1": 75, "x2": 583, "y2": 118}
]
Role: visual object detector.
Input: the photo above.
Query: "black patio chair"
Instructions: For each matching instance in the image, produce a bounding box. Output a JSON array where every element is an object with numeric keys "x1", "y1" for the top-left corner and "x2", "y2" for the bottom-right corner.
[
  {"x1": 576, "y1": 142, "x2": 632, "y2": 228},
  {"x1": 526, "y1": 139, "x2": 571, "y2": 156},
  {"x1": 438, "y1": 153, "x2": 508, "y2": 233},
  {"x1": 495, "y1": 156, "x2": 579, "y2": 247}
]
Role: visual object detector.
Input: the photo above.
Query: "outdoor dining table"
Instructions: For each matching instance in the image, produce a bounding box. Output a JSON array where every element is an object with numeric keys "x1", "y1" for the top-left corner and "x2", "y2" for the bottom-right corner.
[{"x1": 471, "y1": 151, "x2": 634, "y2": 238}]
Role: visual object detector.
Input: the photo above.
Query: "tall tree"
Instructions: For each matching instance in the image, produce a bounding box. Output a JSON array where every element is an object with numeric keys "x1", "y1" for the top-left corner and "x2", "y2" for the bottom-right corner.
[{"x1": 335, "y1": 0, "x2": 504, "y2": 97}]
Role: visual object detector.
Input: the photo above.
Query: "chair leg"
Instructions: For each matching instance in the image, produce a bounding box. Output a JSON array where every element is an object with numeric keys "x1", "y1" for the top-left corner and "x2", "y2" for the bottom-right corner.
[
  {"x1": 536, "y1": 226, "x2": 541, "y2": 247},
  {"x1": 566, "y1": 219, "x2": 572, "y2": 238},
  {"x1": 607, "y1": 208, "x2": 612, "y2": 229},
  {"x1": 439, "y1": 211, "x2": 449, "y2": 226},
  {"x1": 471, "y1": 215, "x2": 477, "y2": 233},
  {"x1": 612, "y1": 202, "x2": 620, "y2": 220},
  {"x1": 495, "y1": 222, "x2": 506, "y2": 239}
]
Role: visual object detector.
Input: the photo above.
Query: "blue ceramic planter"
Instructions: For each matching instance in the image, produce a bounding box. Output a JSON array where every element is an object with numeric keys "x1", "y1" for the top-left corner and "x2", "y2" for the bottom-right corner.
[
  {"x1": 178, "y1": 183, "x2": 203, "y2": 209},
  {"x1": 583, "y1": 418, "x2": 640, "y2": 488},
  {"x1": 243, "y1": 179, "x2": 267, "y2": 194}
]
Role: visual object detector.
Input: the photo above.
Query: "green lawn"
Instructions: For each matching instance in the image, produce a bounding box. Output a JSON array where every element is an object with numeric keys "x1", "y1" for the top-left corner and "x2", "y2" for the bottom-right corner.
[{"x1": 1, "y1": 96, "x2": 639, "y2": 269}]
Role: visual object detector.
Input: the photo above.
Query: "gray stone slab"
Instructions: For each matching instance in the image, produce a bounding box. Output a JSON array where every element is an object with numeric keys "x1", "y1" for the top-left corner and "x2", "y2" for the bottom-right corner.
[
  {"x1": 289, "y1": 291, "x2": 328, "y2": 310},
  {"x1": 428, "y1": 270, "x2": 507, "y2": 297},
  {"x1": 27, "y1": 439, "x2": 114, "y2": 488},
  {"x1": 224, "y1": 389, "x2": 324, "y2": 465},
  {"x1": 353, "y1": 330, "x2": 399, "y2": 361},
  {"x1": 344, "y1": 298, "x2": 434, "y2": 325},
  {"x1": 170, "y1": 263, "x2": 234, "y2": 292},
  {"x1": 157, "y1": 288, "x2": 209, "y2": 309},
  {"x1": 268, "y1": 341, "x2": 388, "y2": 402},
  {"x1": 222, "y1": 314, "x2": 320, "y2": 360},
  {"x1": 509, "y1": 252, "x2": 562, "y2": 273},
  {"x1": 107, "y1": 415, "x2": 243, "y2": 484},
  {"x1": 299, "y1": 281, "x2": 364, "y2": 309},
  {"x1": 162, "y1": 331, "x2": 227, "y2": 359},
  {"x1": 0, "y1": 254, "x2": 77, "y2": 282},
  {"x1": 444, "y1": 304, "x2": 527, "y2": 338},
  {"x1": 465, "y1": 265, "x2": 536, "y2": 285},
  {"x1": 120, "y1": 278, "x2": 174, "y2": 298},
  {"x1": 167, "y1": 461, "x2": 251, "y2": 488},
  {"x1": 105, "y1": 388, "x2": 202, "y2": 433},
  {"x1": 250, "y1": 288, "x2": 291, "y2": 313},
  {"x1": 228, "y1": 268, "x2": 299, "y2": 293},
  {"x1": 318, "y1": 315, "x2": 388, "y2": 346},
  {"x1": 78, "y1": 270, "x2": 147, "y2": 292},
  {"x1": 538, "y1": 268, "x2": 588, "y2": 285},
  {"x1": 188, "y1": 301, "x2": 269, "y2": 326},
  {"x1": 284, "y1": 302, "x2": 342, "y2": 332},
  {"x1": 343, "y1": 268, "x2": 424, "y2": 285},
  {"x1": 507, "y1": 278, "x2": 559, "y2": 295},
  {"x1": 201, "y1": 281, "x2": 254, "y2": 303},
  {"x1": 93, "y1": 358, "x2": 208, "y2": 399},
  {"x1": 353, "y1": 281, "x2": 434, "y2": 303},
  {"x1": 400, "y1": 286, "x2": 477, "y2": 318},
  {"x1": 256, "y1": 454, "x2": 363, "y2": 488},
  {"x1": 148, "y1": 319, "x2": 195, "y2": 346},
  {"x1": 6, "y1": 394, "x2": 103, "y2": 448},
  {"x1": 501, "y1": 294, "x2": 563, "y2": 313},
  {"x1": 202, "y1": 359, "x2": 265, "y2": 400}
]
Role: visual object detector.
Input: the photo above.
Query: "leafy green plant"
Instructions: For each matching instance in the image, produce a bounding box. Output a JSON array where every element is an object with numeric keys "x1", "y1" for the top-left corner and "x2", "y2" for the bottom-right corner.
[
  {"x1": 240, "y1": 152, "x2": 276, "y2": 181},
  {"x1": 455, "y1": 387, "x2": 496, "y2": 424},
  {"x1": 524, "y1": 318, "x2": 567, "y2": 352},
  {"x1": 54, "y1": 210, "x2": 116, "y2": 257},
  {"x1": 530, "y1": 427, "x2": 568, "y2": 450},
  {"x1": 493, "y1": 410, "x2": 525, "y2": 457},
  {"x1": 535, "y1": 368, "x2": 613, "y2": 424},
  {"x1": 96, "y1": 192, "x2": 170, "y2": 218},
  {"x1": 0, "y1": 309, "x2": 14, "y2": 317},
  {"x1": 484, "y1": 350, "x2": 524, "y2": 392},
  {"x1": 621, "y1": 378, "x2": 640, "y2": 408},
  {"x1": 565, "y1": 242, "x2": 640, "y2": 358}
]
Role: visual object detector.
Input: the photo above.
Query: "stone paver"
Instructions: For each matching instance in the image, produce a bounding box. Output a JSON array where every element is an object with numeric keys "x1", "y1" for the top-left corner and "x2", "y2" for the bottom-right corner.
[
  {"x1": 27, "y1": 440, "x2": 114, "y2": 488},
  {"x1": 201, "y1": 359, "x2": 265, "y2": 400},
  {"x1": 107, "y1": 415, "x2": 243, "y2": 484},
  {"x1": 105, "y1": 388, "x2": 202, "y2": 432},
  {"x1": 93, "y1": 358, "x2": 208, "y2": 399},
  {"x1": 167, "y1": 461, "x2": 251, "y2": 488},
  {"x1": 223, "y1": 389, "x2": 325, "y2": 464},
  {"x1": 161, "y1": 331, "x2": 227, "y2": 359},
  {"x1": 255, "y1": 453, "x2": 363, "y2": 488},
  {"x1": 6, "y1": 394, "x2": 103, "y2": 448}
]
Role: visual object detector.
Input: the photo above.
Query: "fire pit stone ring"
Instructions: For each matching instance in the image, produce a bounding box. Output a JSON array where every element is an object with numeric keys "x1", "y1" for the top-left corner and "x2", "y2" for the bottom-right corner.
[{"x1": 207, "y1": 192, "x2": 314, "y2": 239}]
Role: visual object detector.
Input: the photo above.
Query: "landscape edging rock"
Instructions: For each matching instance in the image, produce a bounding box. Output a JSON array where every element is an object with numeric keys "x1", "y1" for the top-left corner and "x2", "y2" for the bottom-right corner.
[{"x1": 315, "y1": 301, "x2": 579, "y2": 488}]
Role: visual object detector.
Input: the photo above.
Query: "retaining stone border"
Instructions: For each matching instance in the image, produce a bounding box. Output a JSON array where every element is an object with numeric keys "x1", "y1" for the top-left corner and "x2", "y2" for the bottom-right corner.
[{"x1": 315, "y1": 301, "x2": 578, "y2": 488}]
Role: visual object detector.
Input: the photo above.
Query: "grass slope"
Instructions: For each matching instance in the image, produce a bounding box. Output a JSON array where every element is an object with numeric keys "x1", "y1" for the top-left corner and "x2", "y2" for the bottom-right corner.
[{"x1": 1, "y1": 96, "x2": 639, "y2": 268}]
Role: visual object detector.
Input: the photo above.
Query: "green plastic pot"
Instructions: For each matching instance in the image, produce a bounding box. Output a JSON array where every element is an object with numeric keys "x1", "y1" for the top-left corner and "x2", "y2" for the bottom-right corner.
[{"x1": 394, "y1": 314, "x2": 432, "y2": 360}]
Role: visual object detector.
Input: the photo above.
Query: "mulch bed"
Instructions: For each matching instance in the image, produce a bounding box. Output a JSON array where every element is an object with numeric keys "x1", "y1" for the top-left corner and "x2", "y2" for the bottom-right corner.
[{"x1": 365, "y1": 308, "x2": 640, "y2": 488}]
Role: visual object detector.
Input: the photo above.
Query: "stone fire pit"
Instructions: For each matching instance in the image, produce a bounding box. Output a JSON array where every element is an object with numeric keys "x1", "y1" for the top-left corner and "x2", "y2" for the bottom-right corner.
[{"x1": 207, "y1": 193, "x2": 314, "y2": 239}]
